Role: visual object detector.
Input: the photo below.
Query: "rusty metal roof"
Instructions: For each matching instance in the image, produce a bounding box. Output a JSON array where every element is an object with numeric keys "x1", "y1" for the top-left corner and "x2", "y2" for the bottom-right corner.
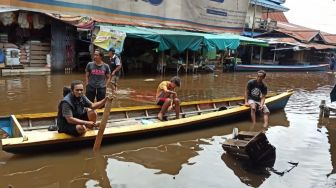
[
  {"x1": 321, "y1": 32, "x2": 336, "y2": 45},
  {"x1": 45, "y1": 13, "x2": 94, "y2": 29},
  {"x1": 258, "y1": 37, "x2": 336, "y2": 50},
  {"x1": 262, "y1": 12, "x2": 288, "y2": 22},
  {"x1": 275, "y1": 22, "x2": 320, "y2": 43},
  {"x1": 304, "y1": 43, "x2": 336, "y2": 50}
]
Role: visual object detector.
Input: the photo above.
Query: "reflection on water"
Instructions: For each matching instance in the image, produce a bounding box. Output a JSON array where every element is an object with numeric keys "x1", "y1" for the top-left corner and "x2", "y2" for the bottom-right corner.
[
  {"x1": 221, "y1": 153, "x2": 273, "y2": 187},
  {"x1": 109, "y1": 140, "x2": 205, "y2": 175},
  {"x1": 1, "y1": 72, "x2": 336, "y2": 187},
  {"x1": 0, "y1": 151, "x2": 111, "y2": 187}
]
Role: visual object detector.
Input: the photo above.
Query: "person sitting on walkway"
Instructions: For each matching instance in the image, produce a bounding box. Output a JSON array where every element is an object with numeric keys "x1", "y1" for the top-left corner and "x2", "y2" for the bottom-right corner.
[
  {"x1": 156, "y1": 76, "x2": 181, "y2": 121},
  {"x1": 57, "y1": 80, "x2": 109, "y2": 136},
  {"x1": 244, "y1": 70, "x2": 270, "y2": 127}
]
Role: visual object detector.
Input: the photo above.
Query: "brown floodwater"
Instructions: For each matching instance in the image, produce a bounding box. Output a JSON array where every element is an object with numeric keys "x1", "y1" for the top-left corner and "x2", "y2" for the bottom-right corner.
[{"x1": 0, "y1": 71, "x2": 336, "y2": 187}]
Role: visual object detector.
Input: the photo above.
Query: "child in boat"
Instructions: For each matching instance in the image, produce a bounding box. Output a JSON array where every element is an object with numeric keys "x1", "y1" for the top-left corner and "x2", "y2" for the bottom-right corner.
[
  {"x1": 155, "y1": 76, "x2": 181, "y2": 121},
  {"x1": 244, "y1": 70, "x2": 270, "y2": 127}
]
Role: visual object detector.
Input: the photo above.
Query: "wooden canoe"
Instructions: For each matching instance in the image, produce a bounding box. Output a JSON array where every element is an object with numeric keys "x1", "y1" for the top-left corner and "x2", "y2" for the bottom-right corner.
[{"x1": 0, "y1": 90, "x2": 293, "y2": 154}]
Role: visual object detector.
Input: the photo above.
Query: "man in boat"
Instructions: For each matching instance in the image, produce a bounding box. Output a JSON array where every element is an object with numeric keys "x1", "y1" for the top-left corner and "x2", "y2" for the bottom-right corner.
[
  {"x1": 244, "y1": 70, "x2": 270, "y2": 127},
  {"x1": 85, "y1": 49, "x2": 111, "y2": 102},
  {"x1": 57, "y1": 80, "x2": 109, "y2": 136},
  {"x1": 156, "y1": 76, "x2": 181, "y2": 121},
  {"x1": 107, "y1": 48, "x2": 122, "y2": 91}
]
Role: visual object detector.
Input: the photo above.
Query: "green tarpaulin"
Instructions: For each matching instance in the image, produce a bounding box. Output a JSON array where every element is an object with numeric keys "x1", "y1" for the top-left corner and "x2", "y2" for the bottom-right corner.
[
  {"x1": 221, "y1": 34, "x2": 269, "y2": 47},
  {"x1": 97, "y1": 25, "x2": 267, "y2": 53}
]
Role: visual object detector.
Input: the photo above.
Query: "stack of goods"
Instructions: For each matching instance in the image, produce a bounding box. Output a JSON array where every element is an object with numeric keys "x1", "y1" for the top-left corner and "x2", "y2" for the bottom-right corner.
[
  {"x1": 19, "y1": 44, "x2": 30, "y2": 66},
  {"x1": 28, "y1": 40, "x2": 50, "y2": 67},
  {"x1": 0, "y1": 33, "x2": 8, "y2": 43},
  {"x1": 4, "y1": 48, "x2": 20, "y2": 66}
]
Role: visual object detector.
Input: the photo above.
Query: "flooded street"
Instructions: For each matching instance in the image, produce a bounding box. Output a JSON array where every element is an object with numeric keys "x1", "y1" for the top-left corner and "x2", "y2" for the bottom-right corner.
[{"x1": 1, "y1": 71, "x2": 336, "y2": 187}]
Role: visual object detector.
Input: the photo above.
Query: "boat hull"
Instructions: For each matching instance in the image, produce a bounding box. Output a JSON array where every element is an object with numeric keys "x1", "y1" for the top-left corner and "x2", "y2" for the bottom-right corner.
[
  {"x1": 235, "y1": 64, "x2": 329, "y2": 72},
  {"x1": 1, "y1": 91, "x2": 293, "y2": 154}
]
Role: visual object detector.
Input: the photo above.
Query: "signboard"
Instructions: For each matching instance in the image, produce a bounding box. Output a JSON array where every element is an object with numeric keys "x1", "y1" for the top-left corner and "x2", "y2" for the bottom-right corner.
[
  {"x1": 93, "y1": 28, "x2": 126, "y2": 53},
  {"x1": 2, "y1": 0, "x2": 249, "y2": 33}
]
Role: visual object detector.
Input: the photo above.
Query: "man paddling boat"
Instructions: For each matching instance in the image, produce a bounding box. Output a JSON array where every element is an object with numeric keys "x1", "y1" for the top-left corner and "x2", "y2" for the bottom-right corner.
[{"x1": 57, "y1": 80, "x2": 109, "y2": 136}]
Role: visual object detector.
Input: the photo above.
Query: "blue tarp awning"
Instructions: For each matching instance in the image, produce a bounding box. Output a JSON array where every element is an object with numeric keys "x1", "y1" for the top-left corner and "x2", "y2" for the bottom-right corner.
[
  {"x1": 251, "y1": 0, "x2": 289, "y2": 12},
  {"x1": 242, "y1": 31, "x2": 263, "y2": 37}
]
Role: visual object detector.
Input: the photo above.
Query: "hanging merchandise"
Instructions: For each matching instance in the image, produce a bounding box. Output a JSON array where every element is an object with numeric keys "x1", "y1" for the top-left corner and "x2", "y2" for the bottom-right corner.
[
  {"x1": 18, "y1": 12, "x2": 29, "y2": 29},
  {"x1": 33, "y1": 14, "x2": 45, "y2": 29},
  {"x1": 0, "y1": 12, "x2": 15, "y2": 26}
]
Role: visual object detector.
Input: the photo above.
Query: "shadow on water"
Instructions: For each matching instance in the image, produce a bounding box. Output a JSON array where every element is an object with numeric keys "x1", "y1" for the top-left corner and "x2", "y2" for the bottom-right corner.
[{"x1": 0, "y1": 150, "x2": 111, "y2": 187}]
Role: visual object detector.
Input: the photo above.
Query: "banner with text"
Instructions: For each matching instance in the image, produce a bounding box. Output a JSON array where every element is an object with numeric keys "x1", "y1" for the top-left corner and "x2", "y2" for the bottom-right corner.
[{"x1": 2, "y1": 0, "x2": 249, "y2": 33}]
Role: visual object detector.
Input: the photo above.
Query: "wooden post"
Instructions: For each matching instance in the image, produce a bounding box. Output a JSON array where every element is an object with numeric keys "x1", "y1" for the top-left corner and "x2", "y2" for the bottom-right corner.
[
  {"x1": 319, "y1": 100, "x2": 326, "y2": 118},
  {"x1": 273, "y1": 44, "x2": 277, "y2": 63},
  {"x1": 193, "y1": 52, "x2": 196, "y2": 73},
  {"x1": 250, "y1": 4, "x2": 257, "y2": 64},
  {"x1": 186, "y1": 50, "x2": 189, "y2": 73},
  {"x1": 220, "y1": 51, "x2": 224, "y2": 70},
  {"x1": 259, "y1": 47, "x2": 263, "y2": 64},
  {"x1": 93, "y1": 82, "x2": 114, "y2": 152}
]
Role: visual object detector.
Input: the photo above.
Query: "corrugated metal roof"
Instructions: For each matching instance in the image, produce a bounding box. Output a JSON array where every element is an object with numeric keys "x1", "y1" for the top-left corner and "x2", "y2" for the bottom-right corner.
[
  {"x1": 276, "y1": 22, "x2": 320, "y2": 43},
  {"x1": 45, "y1": 13, "x2": 94, "y2": 29},
  {"x1": 259, "y1": 37, "x2": 301, "y2": 45},
  {"x1": 321, "y1": 32, "x2": 336, "y2": 45},
  {"x1": 305, "y1": 43, "x2": 336, "y2": 50},
  {"x1": 258, "y1": 37, "x2": 336, "y2": 50},
  {"x1": 262, "y1": 12, "x2": 288, "y2": 22}
]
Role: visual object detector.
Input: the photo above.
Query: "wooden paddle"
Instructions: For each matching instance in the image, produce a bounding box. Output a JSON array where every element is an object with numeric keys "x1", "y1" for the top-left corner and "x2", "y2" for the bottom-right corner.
[{"x1": 93, "y1": 82, "x2": 115, "y2": 152}]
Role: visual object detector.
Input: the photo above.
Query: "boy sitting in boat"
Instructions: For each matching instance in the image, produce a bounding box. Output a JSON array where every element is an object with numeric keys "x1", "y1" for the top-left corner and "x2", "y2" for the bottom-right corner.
[
  {"x1": 156, "y1": 76, "x2": 181, "y2": 121},
  {"x1": 57, "y1": 80, "x2": 109, "y2": 136},
  {"x1": 244, "y1": 70, "x2": 270, "y2": 127}
]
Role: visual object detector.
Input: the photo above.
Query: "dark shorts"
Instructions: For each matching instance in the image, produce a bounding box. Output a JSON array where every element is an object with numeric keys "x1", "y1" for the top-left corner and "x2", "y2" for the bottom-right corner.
[
  {"x1": 58, "y1": 112, "x2": 89, "y2": 137},
  {"x1": 156, "y1": 98, "x2": 168, "y2": 106},
  {"x1": 86, "y1": 84, "x2": 106, "y2": 102}
]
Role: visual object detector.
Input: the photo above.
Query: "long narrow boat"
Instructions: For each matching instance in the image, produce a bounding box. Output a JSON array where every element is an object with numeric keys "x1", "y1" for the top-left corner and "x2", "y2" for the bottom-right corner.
[
  {"x1": 0, "y1": 90, "x2": 293, "y2": 154},
  {"x1": 235, "y1": 64, "x2": 329, "y2": 72}
]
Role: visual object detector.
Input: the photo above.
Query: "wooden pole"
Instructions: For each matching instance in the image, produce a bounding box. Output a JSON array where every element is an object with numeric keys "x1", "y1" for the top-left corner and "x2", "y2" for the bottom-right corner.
[
  {"x1": 193, "y1": 52, "x2": 196, "y2": 73},
  {"x1": 273, "y1": 44, "x2": 277, "y2": 63},
  {"x1": 93, "y1": 82, "x2": 114, "y2": 152},
  {"x1": 161, "y1": 51, "x2": 164, "y2": 75},
  {"x1": 259, "y1": 47, "x2": 263, "y2": 64},
  {"x1": 186, "y1": 50, "x2": 189, "y2": 73},
  {"x1": 250, "y1": 4, "x2": 257, "y2": 64}
]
